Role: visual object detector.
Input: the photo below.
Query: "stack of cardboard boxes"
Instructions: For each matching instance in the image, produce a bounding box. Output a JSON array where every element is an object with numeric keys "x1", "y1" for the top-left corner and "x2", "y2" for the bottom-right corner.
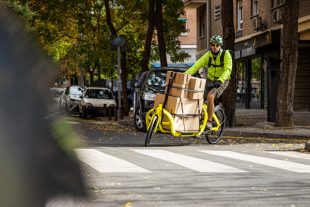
[{"x1": 154, "y1": 71, "x2": 206, "y2": 132}]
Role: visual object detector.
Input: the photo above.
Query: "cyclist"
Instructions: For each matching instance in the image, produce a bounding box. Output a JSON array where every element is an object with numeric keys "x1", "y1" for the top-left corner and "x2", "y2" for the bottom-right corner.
[{"x1": 184, "y1": 35, "x2": 232, "y2": 129}]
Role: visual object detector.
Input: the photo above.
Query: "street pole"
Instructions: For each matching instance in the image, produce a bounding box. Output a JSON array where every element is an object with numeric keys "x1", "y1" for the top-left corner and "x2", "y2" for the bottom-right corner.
[
  {"x1": 111, "y1": 35, "x2": 125, "y2": 120},
  {"x1": 117, "y1": 45, "x2": 122, "y2": 119}
]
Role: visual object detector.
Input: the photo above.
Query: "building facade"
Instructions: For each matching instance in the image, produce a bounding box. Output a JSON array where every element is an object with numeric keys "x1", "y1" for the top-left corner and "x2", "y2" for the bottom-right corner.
[{"x1": 185, "y1": 0, "x2": 310, "y2": 119}]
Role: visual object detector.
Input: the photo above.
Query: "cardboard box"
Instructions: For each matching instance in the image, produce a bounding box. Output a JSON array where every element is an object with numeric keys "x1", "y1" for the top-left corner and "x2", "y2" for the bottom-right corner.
[
  {"x1": 154, "y1": 94, "x2": 203, "y2": 116},
  {"x1": 166, "y1": 71, "x2": 191, "y2": 85},
  {"x1": 154, "y1": 93, "x2": 203, "y2": 132},
  {"x1": 165, "y1": 97, "x2": 203, "y2": 115},
  {"x1": 188, "y1": 77, "x2": 206, "y2": 99},
  {"x1": 154, "y1": 93, "x2": 166, "y2": 108},
  {"x1": 174, "y1": 116, "x2": 200, "y2": 132},
  {"x1": 189, "y1": 77, "x2": 206, "y2": 90},
  {"x1": 166, "y1": 83, "x2": 188, "y2": 98},
  {"x1": 163, "y1": 115, "x2": 200, "y2": 132}
]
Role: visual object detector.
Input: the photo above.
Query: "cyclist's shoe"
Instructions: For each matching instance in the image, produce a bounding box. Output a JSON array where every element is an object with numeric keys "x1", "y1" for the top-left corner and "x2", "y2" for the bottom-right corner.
[{"x1": 206, "y1": 121, "x2": 213, "y2": 130}]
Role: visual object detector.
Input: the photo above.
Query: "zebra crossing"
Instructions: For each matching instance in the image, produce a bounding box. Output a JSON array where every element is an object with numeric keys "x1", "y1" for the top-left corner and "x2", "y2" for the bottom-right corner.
[{"x1": 75, "y1": 148, "x2": 310, "y2": 174}]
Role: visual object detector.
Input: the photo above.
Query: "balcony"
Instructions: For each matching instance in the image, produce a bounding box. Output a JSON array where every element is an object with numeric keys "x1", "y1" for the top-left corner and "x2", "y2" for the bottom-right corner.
[{"x1": 183, "y1": 0, "x2": 206, "y2": 8}]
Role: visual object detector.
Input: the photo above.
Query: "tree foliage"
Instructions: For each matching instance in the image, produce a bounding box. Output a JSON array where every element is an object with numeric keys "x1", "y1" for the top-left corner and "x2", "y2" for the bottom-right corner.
[{"x1": 5, "y1": 0, "x2": 188, "y2": 84}]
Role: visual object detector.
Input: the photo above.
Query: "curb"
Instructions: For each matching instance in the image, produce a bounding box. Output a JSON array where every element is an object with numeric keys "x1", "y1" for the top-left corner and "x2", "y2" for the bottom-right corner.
[{"x1": 223, "y1": 130, "x2": 310, "y2": 139}]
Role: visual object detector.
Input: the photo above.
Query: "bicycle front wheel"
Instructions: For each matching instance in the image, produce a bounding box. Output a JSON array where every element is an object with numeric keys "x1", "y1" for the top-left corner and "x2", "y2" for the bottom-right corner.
[
  {"x1": 206, "y1": 107, "x2": 225, "y2": 144},
  {"x1": 145, "y1": 115, "x2": 158, "y2": 147}
]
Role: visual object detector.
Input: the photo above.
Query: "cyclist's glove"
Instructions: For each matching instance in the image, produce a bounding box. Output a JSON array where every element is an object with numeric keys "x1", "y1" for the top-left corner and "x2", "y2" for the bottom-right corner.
[{"x1": 213, "y1": 81, "x2": 222, "y2": 88}]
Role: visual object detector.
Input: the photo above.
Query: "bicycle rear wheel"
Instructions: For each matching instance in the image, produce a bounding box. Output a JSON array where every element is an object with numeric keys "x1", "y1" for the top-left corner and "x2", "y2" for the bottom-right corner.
[
  {"x1": 145, "y1": 115, "x2": 158, "y2": 147},
  {"x1": 206, "y1": 106, "x2": 225, "y2": 144}
]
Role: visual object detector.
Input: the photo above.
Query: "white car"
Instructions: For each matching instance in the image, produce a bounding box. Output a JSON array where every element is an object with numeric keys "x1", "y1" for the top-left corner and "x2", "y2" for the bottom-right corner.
[
  {"x1": 79, "y1": 87, "x2": 116, "y2": 119},
  {"x1": 59, "y1": 85, "x2": 85, "y2": 113},
  {"x1": 50, "y1": 87, "x2": 65, "y2": 104}
]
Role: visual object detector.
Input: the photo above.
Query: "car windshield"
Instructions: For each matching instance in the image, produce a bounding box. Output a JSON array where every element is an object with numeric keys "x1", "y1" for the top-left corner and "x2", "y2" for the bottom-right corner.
[
  {"x1": 69, "y1": 87, "x2": 83, "y2": 95},
  {"x1": 146, "y1": 71, "x2": 166, "y2": 87},
  {"x1": 84, "y1": 89, "x2": 113, "y2": 99},
  {"x1": 50, "y1": 88, "x2": 64, "y2": 97}
]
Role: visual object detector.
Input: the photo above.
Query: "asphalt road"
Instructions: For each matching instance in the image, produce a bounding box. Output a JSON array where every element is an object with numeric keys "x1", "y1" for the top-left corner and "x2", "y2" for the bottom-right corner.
[{"x1": 58, "y1": 116, "x2": 310, "y2": 207}]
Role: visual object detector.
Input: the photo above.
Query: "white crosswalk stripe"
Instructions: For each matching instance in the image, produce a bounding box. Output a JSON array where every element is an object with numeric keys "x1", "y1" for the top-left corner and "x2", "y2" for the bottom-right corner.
[
  {"x1": 75, "y1": 148, "x2": 310, "y2": 174},
  {"x1": 132, "y1": 149, "x2": 247, "y2": 173},
  {"x1": 200, "y1": 150, "x2": 310, "y2": 173},
  {"x1": 75, "y1": 149, "x2": 150, "y2": 173},
  {"x1": 267, "y1": 151, "x2": 310, "y2": 160}
]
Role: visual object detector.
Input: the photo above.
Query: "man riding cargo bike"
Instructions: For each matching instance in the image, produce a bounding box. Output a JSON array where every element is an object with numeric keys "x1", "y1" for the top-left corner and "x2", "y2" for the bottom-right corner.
[{"x1": 144, "y1": 35, "x2": 232, "y2": 146}]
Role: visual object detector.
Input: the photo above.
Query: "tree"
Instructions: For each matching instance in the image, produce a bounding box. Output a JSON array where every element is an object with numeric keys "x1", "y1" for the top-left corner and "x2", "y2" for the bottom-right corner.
[
  {"x1": 221, "y1": 0, "x2": 236, "y2": 127},
  {"x1": 141, "y1": 0, "x2": 155, "y2": 71},
  {"x1": 275, "y1": 1, "x2": 300, "y2": 127},
  {"x1": 141, "y1": 0, "x2": 186, "y2": 71},
  {"x1": 155, "y1": 0, "x2": 167, "y2": 67}
]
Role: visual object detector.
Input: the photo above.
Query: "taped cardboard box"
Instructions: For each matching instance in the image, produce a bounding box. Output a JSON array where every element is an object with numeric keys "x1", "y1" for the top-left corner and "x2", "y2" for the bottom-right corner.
[
  {"x1": 166, "y1": 71, "x2": 191, "y2": 85},
  {"x1": 166, "y1": 83, "x2": 188, "y2": 98},
  {"x1": 188, "y1": 77, "x2": 206, "y2": 99}
]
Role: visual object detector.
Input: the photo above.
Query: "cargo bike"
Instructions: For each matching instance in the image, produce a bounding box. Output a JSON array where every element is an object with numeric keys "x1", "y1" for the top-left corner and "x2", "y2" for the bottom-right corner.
[{"x1": 144, "y1": 73, "x2": 226, "y2": 147}]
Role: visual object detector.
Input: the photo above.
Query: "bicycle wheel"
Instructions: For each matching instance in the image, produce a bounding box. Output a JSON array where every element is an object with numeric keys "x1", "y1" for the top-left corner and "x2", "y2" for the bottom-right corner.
[
  {"x1": 145, "y1": 115, "x2": 158, "y2": 147},
  {"x1": 206, "y1": 106, "x2": 225, "y2": 144}
]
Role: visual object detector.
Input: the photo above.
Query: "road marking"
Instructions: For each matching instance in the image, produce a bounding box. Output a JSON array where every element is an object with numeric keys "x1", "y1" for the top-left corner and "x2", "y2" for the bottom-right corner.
[
  {"x1": 200, "y1": 150, "x2": 310, "y2": 173},
  {"x1": 267, "y1": 151, "x2": 310, "y2": 160},
  {"x1": 132, "y1": 149, "x2": 246, "y2": 173},
  {"x1": 75, "y1": 149, "x2": 150, "y2": 173}
]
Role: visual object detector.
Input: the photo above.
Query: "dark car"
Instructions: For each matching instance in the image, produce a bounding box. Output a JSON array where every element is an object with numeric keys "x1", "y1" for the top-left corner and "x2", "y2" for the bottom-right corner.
[{"x1": 133, "y1": 67, "x2": 191, "y2": 132}]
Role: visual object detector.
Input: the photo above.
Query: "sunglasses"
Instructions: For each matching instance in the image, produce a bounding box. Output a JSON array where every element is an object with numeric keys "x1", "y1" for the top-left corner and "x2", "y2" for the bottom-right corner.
[{"x1": 210, "y1": 43, "x2": 221, "y2": 47}]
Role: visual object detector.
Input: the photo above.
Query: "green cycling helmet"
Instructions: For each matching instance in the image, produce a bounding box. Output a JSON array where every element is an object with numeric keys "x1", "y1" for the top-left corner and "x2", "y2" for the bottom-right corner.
[{"x1": 210, "y1": 35, "x2": 223, "y2": 45}]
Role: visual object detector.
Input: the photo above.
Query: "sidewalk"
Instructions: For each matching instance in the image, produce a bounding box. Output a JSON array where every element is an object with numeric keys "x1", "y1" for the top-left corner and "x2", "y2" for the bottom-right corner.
[{"x1": 224, "y1": 109, "x2": 310, "y2": 139}]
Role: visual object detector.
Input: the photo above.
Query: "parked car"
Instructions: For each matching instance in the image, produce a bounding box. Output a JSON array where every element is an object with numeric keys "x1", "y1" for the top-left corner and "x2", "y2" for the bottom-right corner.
[
  {"x1": 59, "y1": 85, "x2": 85, "y2": 113},
  {"x1": 79, "y1": 87, "x2": 116, "y2": 119},
  {"x1": 133, "y1": 67, "x2": 191, "y2": 132},
  {"x1": 49, "y1": 87, "x2": 65, "y2": 104}
]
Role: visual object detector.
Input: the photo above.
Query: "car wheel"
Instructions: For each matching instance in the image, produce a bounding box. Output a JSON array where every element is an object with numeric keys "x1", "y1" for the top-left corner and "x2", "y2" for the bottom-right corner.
[{"x1": 134, "y1": 106, "x2": 146, "y2": 132}]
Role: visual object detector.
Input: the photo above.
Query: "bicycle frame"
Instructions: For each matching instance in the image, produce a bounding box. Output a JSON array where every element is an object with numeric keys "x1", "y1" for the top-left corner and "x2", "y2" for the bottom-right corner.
[{"x1": 145, "y1": 103, "x2": 222, "y2": 137}]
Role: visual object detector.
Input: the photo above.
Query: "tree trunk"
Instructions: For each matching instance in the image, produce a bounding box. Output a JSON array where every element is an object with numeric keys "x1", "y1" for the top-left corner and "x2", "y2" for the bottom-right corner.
[
  {"x1": 89, "y1": 70, "x2": 94, "y2": 86},
  {"x1": 141, "y1": 0, "x2": 155, "y2": 71},
  {"x1": 275, "y1": 1, "x2": 300, "y2": 127},
  {"x1": 221, "y1": 0, "x2": 236, "y2": 127},
  {"x1": 155, "y1": 0, "x2": 167, "y2": 67},
  {"x1": 104, "y1": 0, "x2": 117, "y2": 36}
]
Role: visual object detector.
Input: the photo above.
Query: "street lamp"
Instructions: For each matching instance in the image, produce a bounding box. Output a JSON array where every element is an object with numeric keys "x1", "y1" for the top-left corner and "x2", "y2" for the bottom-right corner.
[{"x1": 111, "y1": 36, "x2": 125, "y2": 120}]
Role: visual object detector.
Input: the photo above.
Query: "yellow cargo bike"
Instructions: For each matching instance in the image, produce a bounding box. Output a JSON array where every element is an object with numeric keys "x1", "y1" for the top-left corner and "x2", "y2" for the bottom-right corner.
[{"x1": 144, "y1": 74, "x2": 226, "y2": 147}]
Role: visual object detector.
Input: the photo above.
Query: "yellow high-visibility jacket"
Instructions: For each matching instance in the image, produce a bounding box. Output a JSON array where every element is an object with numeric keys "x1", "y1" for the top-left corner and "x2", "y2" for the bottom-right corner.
[{"x1": 185, "y1": 49, "x2": 232, "y2": 83}]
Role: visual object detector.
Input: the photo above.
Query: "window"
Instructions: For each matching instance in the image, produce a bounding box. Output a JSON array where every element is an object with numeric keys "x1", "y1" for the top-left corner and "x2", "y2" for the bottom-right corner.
[
  {"x1": 178, "y1": 17, "x2": 188, "y2": 36},
  {"x1": 85, "y1": 89, "x2": 113, "y2": 99},
  {"x1": 237, "y1": 0, "x2": 243, "y2": 31},
  {"x1": 214, "y1": 5, "x2": 221, "y2": 20},
  {"x1": 251, "y1": 0, "x2": 258, "y2": 16},
  {"x1": 272, "y1": 0, "x2": 285, "y2": 7},
  {"x1": 199, "y1": 15, "x2": 205, "y2": 37}
]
